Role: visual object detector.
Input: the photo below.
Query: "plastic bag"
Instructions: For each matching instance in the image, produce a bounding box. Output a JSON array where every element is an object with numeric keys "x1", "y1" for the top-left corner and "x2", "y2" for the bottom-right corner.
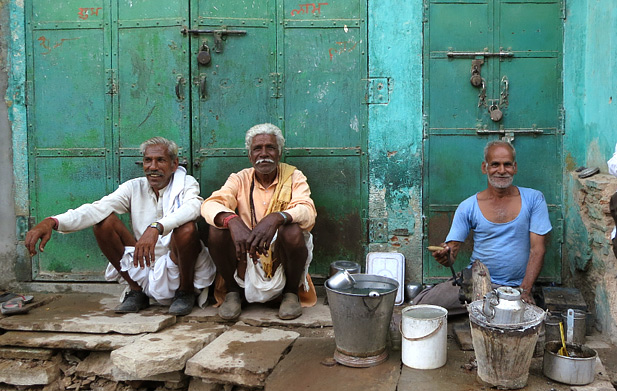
[{"x1": 608, "y1": 143, "x2": 617, "y2": 177}]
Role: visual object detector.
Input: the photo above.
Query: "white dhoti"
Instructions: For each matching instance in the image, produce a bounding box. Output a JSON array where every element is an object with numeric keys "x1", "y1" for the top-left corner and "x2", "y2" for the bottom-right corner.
[
  {"x1": 105, "y1": 242, "x2": 216, "y2": 306},
  {"x1": 235, "y1": 231, "x2": 313, "y2": 303}
]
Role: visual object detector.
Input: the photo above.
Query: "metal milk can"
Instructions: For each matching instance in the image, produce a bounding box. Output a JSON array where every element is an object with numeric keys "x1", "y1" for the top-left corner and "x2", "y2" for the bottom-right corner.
[{"x1": 482, "y1": 286, "x2": 526, "y2": 325}]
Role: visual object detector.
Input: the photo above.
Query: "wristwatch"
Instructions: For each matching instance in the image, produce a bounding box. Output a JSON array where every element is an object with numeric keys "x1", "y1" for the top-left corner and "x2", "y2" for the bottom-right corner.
[{"x1": 148, "y1": 222, "x2": 163, "y2": 235}]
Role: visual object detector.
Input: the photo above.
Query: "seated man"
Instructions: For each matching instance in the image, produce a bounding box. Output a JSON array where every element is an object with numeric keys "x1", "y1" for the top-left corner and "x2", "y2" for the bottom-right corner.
[
  {"x1": 414, "y1": 140, "x2": 552, "y2": 314},
  {"x1": 25, "y1": 137, "x2": 216, "y2": 315},
  {"x1": 201, "y1": 123, "x2": 317, "y2": 321},
  {"x1": 608, "y1": 143, "x2": 617, "y2": 258}
]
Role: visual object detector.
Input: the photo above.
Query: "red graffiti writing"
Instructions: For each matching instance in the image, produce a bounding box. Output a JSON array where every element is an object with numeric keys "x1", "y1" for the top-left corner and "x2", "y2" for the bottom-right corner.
[
  {"x1": 328, "y1": 40, "x2": 358, "y2": 60},
  {"x1": 78, "y1": 7, "x2": 102, "y2": 20},
  {"x1": 291, "y1": 3, "x2": 328, "y2": 16},
  {"x1": 37, "y1": 36, "x2": 81, "y2": 55}
]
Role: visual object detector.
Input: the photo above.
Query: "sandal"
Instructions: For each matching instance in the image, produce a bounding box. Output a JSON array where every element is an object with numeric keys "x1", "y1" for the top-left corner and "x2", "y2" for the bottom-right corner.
[{"x1": 0, "y1": 295, "x2": 34, "y2": 315}]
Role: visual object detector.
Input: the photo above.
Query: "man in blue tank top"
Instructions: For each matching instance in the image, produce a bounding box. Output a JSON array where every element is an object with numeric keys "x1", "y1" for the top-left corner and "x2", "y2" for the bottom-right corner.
[{"x1": 414, "y1": 140, "x2": 552, "y2": 314}]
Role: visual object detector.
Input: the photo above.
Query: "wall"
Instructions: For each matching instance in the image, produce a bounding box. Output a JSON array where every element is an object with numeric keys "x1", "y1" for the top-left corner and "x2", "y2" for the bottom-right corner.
[
  {"x1": 563, "y1": 0, "x2": 617, "y2": 341},
  {"x1": 0, "y1": 0, "x2": 18, "y2": 289},
  {"x1": 367, "y1": 0, "x2": 424, "y2": 283}
]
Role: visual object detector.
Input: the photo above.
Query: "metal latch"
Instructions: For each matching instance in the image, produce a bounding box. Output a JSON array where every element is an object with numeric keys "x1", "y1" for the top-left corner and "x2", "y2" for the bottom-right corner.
[
  {"x1": 181, "y1": 28, "x2": 247, "y2": 53},
  {"x1": 447, "y1": 51, "x2": 514, "y2": 58}
]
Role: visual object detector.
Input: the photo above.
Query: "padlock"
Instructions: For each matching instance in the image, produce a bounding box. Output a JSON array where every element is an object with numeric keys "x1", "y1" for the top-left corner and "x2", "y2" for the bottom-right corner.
[
  {"x1": 489, "y1": 104, "x2": 503, "y2": 122},
  {"x1": 197, "y1": 43, "x2": 211, "y2": 65},
  {"x1": 470, "y1": 74, "x2": 483, "y2": 87}
]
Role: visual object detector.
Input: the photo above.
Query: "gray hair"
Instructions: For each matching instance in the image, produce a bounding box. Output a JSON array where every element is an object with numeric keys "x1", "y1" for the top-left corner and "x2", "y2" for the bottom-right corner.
[
  {"x1": 140, "y1": 137, "x2": 178, "y2": 161},
  {"x1": 484, "y1": 140, "x2": 516, "y2": 162},
  {"x1": 245, "y1": 123, "x2": 285, "y2": 155}
]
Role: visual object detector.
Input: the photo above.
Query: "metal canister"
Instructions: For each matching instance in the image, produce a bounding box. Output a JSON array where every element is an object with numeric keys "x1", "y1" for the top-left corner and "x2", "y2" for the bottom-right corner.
[
  {"x1": 329, "y1": 260, "x2": 361, "y2": 277},
  {"x1": 482, "y1": 286, "x2": 525, "y2": 325}
]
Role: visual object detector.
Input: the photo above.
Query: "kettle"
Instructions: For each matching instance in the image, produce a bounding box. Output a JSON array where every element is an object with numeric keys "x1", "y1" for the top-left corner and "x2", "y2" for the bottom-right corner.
[{"x1": 482, "y1": 286, "x2": 526, "y2": 325}]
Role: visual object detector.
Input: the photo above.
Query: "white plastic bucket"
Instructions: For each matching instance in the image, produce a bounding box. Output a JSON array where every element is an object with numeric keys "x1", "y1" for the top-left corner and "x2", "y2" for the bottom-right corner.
[{"x1": 400, "y1": 305, "x2": 448, "y2": 369}]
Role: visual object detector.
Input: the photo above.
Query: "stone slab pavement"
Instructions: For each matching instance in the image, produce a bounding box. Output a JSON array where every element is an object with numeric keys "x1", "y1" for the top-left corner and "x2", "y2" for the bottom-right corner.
[
  {"x1": 110, "y1": 322, "x2": 226, "y2": 378},
  {"x1": 185, "y1": 324, "x2": 299, "y2": 388},
  {"x1": 0, "y1": 330, "x2": 142, "y2": 350},
  {"x1": 0, "y1": 354, "x2": 61, "y2": 386},
  {"x1": 265, "y1": 337, "x2": 401, "y2": 391},
  {"x1": 184, "y1": 296, "x2": 333, "y2": 328},
  {"x1": 0, "y1": 293, "x2": 175, "y2": 334}
]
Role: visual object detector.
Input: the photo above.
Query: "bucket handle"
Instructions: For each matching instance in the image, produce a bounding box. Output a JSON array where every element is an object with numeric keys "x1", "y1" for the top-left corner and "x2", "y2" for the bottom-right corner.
[
  {"x1": 362, "y1": 295, "x2": 383, "y2": 312},
  {"x1": 400, "y1": 318, "x2": 444, "y2": 341}
]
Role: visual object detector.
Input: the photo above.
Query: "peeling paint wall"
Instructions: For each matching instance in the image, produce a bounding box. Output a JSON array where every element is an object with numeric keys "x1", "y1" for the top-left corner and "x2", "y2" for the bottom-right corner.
[
  {"x1": 367, "y1": 0, "x2": 424, "y2": 283},
  {"x1": 0, "y1": 0, "x2": 19, "y2": 288},
  {"x1": 565, "y1": 175, "x2": 617, "y2": 340},
  {"x1": 563, "y1": 0, "x2": 617, "y2": 341}
]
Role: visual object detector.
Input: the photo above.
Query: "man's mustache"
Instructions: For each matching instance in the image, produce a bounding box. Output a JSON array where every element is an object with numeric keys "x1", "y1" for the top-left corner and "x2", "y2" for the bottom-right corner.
[
  {"x1": 256, "y1": 159, "x2": 275, "y2": 165},
  {"x1": 145, "y1": 170, "x2": 163, "y2": 176}
]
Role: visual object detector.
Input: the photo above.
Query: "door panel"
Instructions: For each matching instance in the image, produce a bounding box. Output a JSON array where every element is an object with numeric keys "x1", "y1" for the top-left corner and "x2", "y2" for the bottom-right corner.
[
  {"x1": 423, "y1": 0, "x2": 563, "y2": 283},
  {"x1": 282, "y1": 0, "x2": 367, "y2": 274},
  {"x1": 27, "y1": 0, "x2": 112, "y2": 280},
  {"x1": 116, "y1": 1, "x2": 190, "y2": 181},
  {"x1": 26, "y1": 0, "x2": 367, "y2": 280}
]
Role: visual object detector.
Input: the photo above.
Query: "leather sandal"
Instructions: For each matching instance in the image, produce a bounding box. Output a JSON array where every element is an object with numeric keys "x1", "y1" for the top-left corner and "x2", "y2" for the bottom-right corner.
[
  {"x1": 219, "y1": 292, "x2": 242, "y2": 320},
  {"x1": 278, "y1": 292, "x2": 302, "y2": 320}
]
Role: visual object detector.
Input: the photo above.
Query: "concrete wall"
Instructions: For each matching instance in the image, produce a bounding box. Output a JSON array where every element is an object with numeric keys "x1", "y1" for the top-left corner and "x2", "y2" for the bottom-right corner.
[
  {"x1": 0, "y1": 0, "x2": 18, "y2": 289},
  {"x1": 367, "y1": 0, "x2": 424, "y2": 282},
  {"x1": 563, "y1": 0, "x2": 617, "y2": 341}
]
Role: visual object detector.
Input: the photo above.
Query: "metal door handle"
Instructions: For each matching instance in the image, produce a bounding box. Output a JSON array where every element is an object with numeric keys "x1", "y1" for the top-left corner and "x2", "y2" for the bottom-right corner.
[
  {"x1": 175, "y1": 76, "x2": 185, "y2": 101},
  {"x1": 200, "y1": 75, "x2": 207, "y2": 99}
]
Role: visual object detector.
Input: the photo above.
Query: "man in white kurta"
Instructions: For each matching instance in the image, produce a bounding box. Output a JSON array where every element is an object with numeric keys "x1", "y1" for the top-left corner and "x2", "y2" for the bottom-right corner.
[{"x1": 25, "y1": 137, "x2": 215, "y2": 315}]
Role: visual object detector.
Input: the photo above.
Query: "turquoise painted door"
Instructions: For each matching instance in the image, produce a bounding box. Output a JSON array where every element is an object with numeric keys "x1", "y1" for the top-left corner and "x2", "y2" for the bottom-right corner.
[
  {"x1": 26, "y1": 0, "x2": 367, "y2": 280},
  {"x1": 423, "y1": 0, "x2": 564, "y2": 283}
]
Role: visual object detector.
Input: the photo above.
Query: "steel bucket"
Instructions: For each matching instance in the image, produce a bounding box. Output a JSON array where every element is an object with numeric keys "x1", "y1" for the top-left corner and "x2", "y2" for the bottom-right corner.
[
  {"x1": 326, "y1": 274, "x2": 398, "y2": 368},
  {"x1": 543, "y1": 341, "x2": 597, "y2": 385}
]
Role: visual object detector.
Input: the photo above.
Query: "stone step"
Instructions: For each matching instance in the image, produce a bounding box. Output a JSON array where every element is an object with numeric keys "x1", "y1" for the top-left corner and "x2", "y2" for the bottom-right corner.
[{"x1": 186, "y1": 324, "x2": 299, "y2": 388}]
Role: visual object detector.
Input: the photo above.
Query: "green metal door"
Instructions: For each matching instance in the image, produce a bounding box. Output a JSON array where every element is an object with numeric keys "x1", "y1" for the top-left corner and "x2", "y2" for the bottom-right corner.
[
  {"x1": 26, "y1": 0, "x2": 367, "y2": 280},
  {"x1": 192, "y1": 0, "x2": 368, "y2": 276},
  {"x1": 423, "y1": 0, "x2": 563, "y2": 283},
  {"x1": 26, "y1": 0, "x2": 113, "y2": 280}
]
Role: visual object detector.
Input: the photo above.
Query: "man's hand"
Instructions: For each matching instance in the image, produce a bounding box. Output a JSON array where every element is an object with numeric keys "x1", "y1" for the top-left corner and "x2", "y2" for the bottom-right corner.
[
  {"x1": 25, "y1": 218, "x2": 56, "y2": 256},
  {"x1": 227, "y1": 216, "x2": 253, "y2": 262},
  {"x1": 519, "y1": 287, "x2": 535, "y2": 305},
  {"x1": 133, "y1": 227, "x2": 160, "y2": 268},
  {"x1": 428, "y1": 242, "x2": 460, "y2": 267},
  {"x1": 247, "y1": 212, "x2": 285, "y2": 262}
]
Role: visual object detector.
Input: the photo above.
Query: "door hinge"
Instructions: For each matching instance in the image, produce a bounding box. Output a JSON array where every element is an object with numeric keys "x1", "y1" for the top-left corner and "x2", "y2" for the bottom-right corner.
[
  {"x1": 422, "y1": 114, "x2": 429, "y2": 139},
  {"x1": 269, "y1": 73, "x2": 282, "y2": 99},
  {"x1": 561, "y1": 0, "x2": 567, "y2": 20},
  {"x1": 106, "y1": 69, "x2": 117, "y2": 95},
  {"x1": 559, "y1": 106, "x2": 566, "y2": 134},
  {"x1": 422, "y1": 0, "x2": 429, "y2": 23},
  {"x1": 365, "y1": 77, "x2": 391, "y2": 104},
  {"x1": 16, "y1": 216, "x2": 34, "y2": 241},
  {"x1": 368, "y1": 218, "x2": 388, "y2": 243},
  {"x1": 25, "y1": 81, "x2": 33, "y2": 106}
]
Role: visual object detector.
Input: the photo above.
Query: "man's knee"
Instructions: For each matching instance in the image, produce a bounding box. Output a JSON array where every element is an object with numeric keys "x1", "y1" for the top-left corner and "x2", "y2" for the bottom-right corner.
[
  {"x1": 93, "y1": 214, "x2": 120, "y2": 235},
  {"x1": 171, "y1": 221, "x2": 199, "y2": 246},
  {"x1": 278, "y1": 224, "x2": 305, "y2": 250},
  {"x1": 208, "y1": 224, "x2": 232, "y2": 245}
]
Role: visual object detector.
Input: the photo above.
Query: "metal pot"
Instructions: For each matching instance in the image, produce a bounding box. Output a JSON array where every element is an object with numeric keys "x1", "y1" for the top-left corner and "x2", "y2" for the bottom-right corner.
[
  {"x1": 543, "y1": 341, "x2": 597, "y2": 385},
  {"x1": 329, "y1": 260, "x2": 361, "y2": 277},
  {"x1": 482, "y1": 286, "x2": 525, "y2": 325},
  {"x1": 326, "y1": 269, "x2": 356, "y2": 290}
]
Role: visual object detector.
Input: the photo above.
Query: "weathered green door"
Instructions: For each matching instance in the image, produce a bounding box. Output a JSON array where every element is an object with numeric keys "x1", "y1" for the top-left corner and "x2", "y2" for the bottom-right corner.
[
  {"x1": 26, "y1": 0, "x2": 113, "y2": 280},
  {"x1": 192, "y1": 0, "x2": 368, "y2": 276},
  {"x1": 423, "y1": 0, "x2": 563, "y2": 283},
  {"x1": 26, "y1": 0, "x2": 367, "y2": 280}
]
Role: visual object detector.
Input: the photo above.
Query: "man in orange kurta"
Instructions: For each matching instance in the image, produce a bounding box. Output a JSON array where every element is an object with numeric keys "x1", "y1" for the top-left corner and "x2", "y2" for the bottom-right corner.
[{"x1": 201, "y1": 123, "x2": 317, "y2": 320}]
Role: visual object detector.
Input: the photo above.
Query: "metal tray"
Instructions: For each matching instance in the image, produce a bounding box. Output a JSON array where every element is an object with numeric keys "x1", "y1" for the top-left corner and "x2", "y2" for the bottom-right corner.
[{"x1": 366, "y1": 252, "x2": 405, "y2": 305}]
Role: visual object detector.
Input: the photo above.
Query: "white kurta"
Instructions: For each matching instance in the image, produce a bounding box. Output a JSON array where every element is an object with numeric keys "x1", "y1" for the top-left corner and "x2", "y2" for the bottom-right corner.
[{"x1": 54, "y1": 168, "x2": 216, "y2": 304}]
